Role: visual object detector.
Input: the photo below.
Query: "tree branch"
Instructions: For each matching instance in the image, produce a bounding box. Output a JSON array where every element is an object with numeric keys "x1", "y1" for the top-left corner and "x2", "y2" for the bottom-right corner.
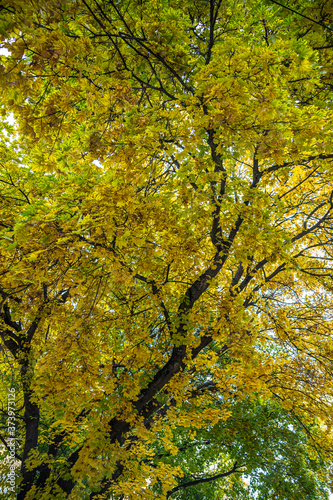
[{"x1": 166, "y1": 461, "x2": 244, "y2": 497}]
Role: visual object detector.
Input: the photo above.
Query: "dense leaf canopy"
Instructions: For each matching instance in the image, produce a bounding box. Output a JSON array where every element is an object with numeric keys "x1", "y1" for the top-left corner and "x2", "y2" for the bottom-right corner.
[{"x1": 0, "y1": 0, "x2": 333, "y2": 498}]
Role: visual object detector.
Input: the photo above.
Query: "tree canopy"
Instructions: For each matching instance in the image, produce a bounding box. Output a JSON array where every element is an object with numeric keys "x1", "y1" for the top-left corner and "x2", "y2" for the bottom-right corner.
[{"x1": 0, "y1": 0, "x2": 333, "y2": 498}]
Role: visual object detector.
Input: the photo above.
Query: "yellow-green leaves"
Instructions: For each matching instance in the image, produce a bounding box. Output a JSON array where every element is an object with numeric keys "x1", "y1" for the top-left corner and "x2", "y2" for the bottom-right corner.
[{"x1": 1, "y1": 1, "x2": 333, "y2": 499}]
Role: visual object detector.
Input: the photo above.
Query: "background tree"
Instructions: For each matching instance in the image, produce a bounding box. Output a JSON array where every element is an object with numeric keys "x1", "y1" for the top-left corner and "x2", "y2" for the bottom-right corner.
[{"x1": 0, "y1": 0, "x2": 333, "y2": 498}]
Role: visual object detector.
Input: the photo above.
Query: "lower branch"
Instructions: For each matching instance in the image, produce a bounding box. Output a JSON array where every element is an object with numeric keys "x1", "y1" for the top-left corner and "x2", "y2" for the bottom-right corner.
[{"x1": 166, "y1": 461, "x2": 244, "y2": 498}]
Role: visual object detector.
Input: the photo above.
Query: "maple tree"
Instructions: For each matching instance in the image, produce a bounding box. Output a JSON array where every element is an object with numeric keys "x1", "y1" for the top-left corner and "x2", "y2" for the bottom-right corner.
[{"x1": 1, "y1": 0, "x2": 333, "y2": 498}]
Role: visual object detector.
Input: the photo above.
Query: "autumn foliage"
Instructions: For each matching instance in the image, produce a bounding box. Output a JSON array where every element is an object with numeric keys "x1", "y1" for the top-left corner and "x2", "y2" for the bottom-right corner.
[{"x1": 1, "y1": 0, "x2": 333, "y2": 498}]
